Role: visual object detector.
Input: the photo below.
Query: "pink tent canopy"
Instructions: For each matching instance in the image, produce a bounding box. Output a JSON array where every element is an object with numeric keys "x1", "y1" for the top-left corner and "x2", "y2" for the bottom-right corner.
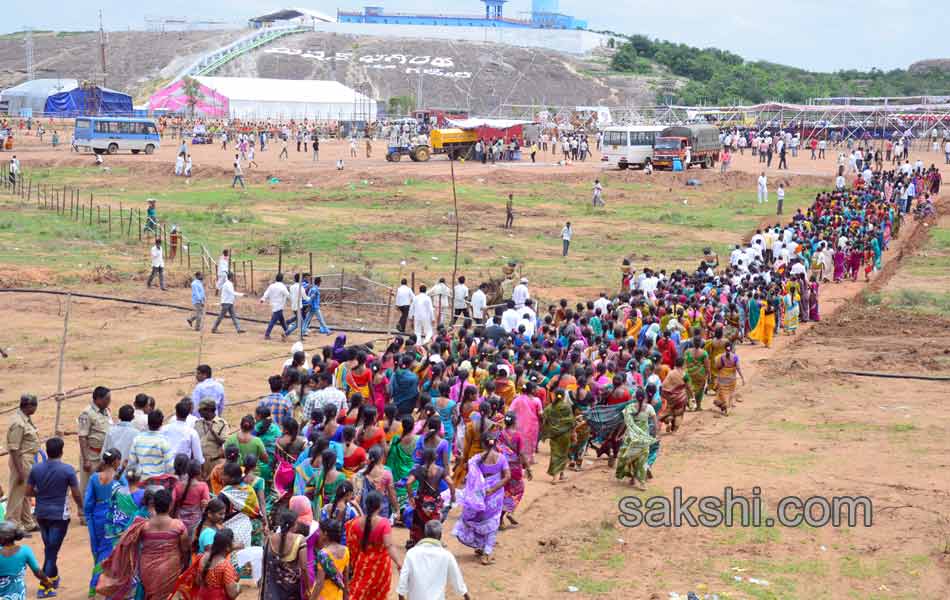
[{"x1": 148, "y1": 79, "x2": 229, "y2": 117}]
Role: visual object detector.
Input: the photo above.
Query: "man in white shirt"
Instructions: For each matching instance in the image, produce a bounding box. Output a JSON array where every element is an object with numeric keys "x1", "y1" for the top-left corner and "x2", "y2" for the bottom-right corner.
[
  {"x1": 500, "y1": 300, "x2": 521, "y2": 333},
  {"x1": 162, "y1": 399, "x2": 204, "y2": 464},
  {"x1": 146, "y1": 238, "x2": 166, "y2": 290},
  {"x1": 428, "y1": 278, "x2": 452, "y2": 326},
  {"x1": 512, "y1": 277, "x2": 530, "y2": 308},
  {"x1": 469, "y1": 283, "x2": 487, "y2": 324},
  {"x1": 260, "y1": 273, "x2": 290, "y2": 340},
  {"x1": 285, "y1": 273, "x2": 306, "y2": 336},
  {"x1": 756, "y1": 172, "x2": 768, "y2": 204},
  {"x1": 302, "y1": 372, "x2": 347, "y2": 418},
  {"x1": 102, "y1": 405, "x2": 140, "y2": 468},
  {"x1": 395, "y1": 279, "x2": 414, "y2": 333},
  {"x1": 560, "y1": 221, "x2": 573, "y2": 257},
  {"x1": 640, "y1": 270, "x2": 659, "y2": 298},
  {"x1": 216, "y1": 250, "x2": 230, "y2": 294},
  {"x1": 409, "y1": 285, "x2": 435, "y2": 344},
  {"x1": 211, "y1": 271, "x2": 244, "y2": 333},
  {"x1": 452, "y1": 276, "x2": 469, "y2": 324},
  {"x1": 397, "y1": 521, "x2": 469, "y2": 600},
  {"x1": 593, "y1": 292, "x2": 611, "y2": 315},
  {"x1": 729, "y1": 245, "x2": 744, "y2": 267}
]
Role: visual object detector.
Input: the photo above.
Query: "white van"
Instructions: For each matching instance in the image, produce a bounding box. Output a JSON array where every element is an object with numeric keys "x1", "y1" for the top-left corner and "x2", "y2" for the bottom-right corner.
[{"x1": 600, "y1": 125, "x2": 665, "y2": 169}]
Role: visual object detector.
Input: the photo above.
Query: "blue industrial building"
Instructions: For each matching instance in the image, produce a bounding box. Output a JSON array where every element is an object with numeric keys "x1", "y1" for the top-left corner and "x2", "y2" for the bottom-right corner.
[{"x1": 337, "y1": 0, "x2": 587, "y2": 29}]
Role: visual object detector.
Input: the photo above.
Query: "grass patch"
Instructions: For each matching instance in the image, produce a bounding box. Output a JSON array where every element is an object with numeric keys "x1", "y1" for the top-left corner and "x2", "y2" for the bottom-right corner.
[{"x1": 883, "y1": 288, "x2": 950, "y2": 317}]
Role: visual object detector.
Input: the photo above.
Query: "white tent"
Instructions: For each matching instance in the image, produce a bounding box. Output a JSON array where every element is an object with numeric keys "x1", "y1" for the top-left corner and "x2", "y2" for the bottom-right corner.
[
  {"x1": 0, "y1": 78, "x2": 78, "y2": 116},
  {"x1": 194, "y1": 76, "x2": 377, "y2": 121}
]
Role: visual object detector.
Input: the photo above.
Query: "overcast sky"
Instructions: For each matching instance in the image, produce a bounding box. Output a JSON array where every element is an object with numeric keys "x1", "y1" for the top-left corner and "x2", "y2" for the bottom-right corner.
[{"x1": 3, "y1": 0, "x2": 946, "y2": 72}]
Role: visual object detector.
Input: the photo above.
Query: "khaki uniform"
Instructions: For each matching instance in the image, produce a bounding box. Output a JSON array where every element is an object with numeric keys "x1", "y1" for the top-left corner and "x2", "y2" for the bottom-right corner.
[
  {"x1": 195, "y1": 416, "x2": 230, "y2": 479},
  {"x1": 77, "y1": 404, "x2": 112, "y2": 494},
  {"x1": 6, "y1": 409, "x2": 40, "y2": 529}
]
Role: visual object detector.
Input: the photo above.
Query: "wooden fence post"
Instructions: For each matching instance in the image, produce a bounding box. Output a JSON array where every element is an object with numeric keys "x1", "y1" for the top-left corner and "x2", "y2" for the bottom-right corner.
[
  {"x1": 278, "y1": 247, "x2": 283, "y2": 274},
  {"x1": 250, "y1": 260, "x2": 255, "y2": 294},
  {"x1": 309, "y1": 252, "x2": 313, "y2": 276},
  {"x1": 54, "y1": 293, "x2": 72, "y2": 435},
  {"x1": 89, "y1": 194, "x2": 93, "y2": 225},
  {"x1": 107, "y1": 205, "x2": 111, "y2": 235},
  {"x1": 138, "y1": 209, "x2": 142, "y2": 240},
  {"x1": 27, "y1": 178, "x2": 31, "y2": 203},
  {"x1": 127, "y1": 208, "x2": 133, "y2": 236}
]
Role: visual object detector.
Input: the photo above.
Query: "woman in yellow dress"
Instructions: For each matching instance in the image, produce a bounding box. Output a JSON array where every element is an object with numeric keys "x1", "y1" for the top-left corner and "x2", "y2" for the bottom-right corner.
[
  {"x1": 748, "y1": 293, "x2": 777, "y2": 348},
  {"x1": 313, "y1": 519, "x2": 349, "y2": 600}
]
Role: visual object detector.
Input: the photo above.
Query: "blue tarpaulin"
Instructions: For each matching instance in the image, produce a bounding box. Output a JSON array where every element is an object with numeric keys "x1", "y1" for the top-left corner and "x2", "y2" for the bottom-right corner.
[{"x1": 43, "y1": 86, "x2": 133, "y2": 117}]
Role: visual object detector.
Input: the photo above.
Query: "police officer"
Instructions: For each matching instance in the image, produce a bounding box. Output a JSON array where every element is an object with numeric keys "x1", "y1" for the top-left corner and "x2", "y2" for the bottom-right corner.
[
  {"x1": 77, "y1": 386, "x2": 113, "y2": 522},
  {"x1": 6, "y1": 393, "x2": 40, "y2": 531}
]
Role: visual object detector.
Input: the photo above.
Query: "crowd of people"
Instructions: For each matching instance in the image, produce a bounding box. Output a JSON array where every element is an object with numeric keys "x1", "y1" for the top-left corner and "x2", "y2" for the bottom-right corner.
[{"x1": 3, "y1": 153, "x2": 937, "y2": 598}]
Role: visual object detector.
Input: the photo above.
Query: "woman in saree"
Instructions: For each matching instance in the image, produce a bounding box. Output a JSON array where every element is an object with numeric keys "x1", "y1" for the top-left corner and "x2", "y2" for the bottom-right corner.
[
  {"x1": 320, "y1": 481, "x2": 361, "y2": 546},
  {"x1": 783, "y1": 288, "x2": 800, "y2": 334},
  {"x1": 90, "y1": 465, "x2": 147, "y2": 597},
  {"x1": 832, "y1": 246, "x2": 846, "y2": 282},
  {"x1": 499, "y1": 412, "x2": 532, "y2": 528},
  {"x1": 172, "y1": 458, "x2": 210, "y2": 537},
  {"x1": 210, "y1": 445, "x2": 241, "y2": 496},
  {"x1": 452, "y1": 431, "x2": 510, "y2": 565},
  {"x1": 403, "y1": 447, "x2": 454, "y2": 549},
  {"x1": 274, "y1": 418, "x2": 307, "y2": 511},
  {"x1": 312, "y1": 519, "x2": 349, "y2": 600},
  {"x1": 84, "y1": 449, "x2": 125, "y2": 595},
  {"x1": 346, "y1": 351, "x2": 372, "y2": 402},
  {"x1": 346, "y1": 491, "x2": 403, "y2": 600},
  {"x1": 658, "y1": 358, "x2": 692, "y2": 433},
  {"x1": 415, "y1": 415, "x2": 452, "y2": 469},
  {"x1": 133, "y1": 488, "x2": 191, "y2": 600},
  {"x1": 452, "y1": 400, "x2": 494, "y2": 487},
  {"x1": 260, "y1": 510, "x2": 311, "y2": 600},
  {"x1": 302, "y1": 448, "x2": 345, "y2": 514},
  {"x1": 683, "y1": 336, "x2": 710, "y2": 411},
  {"x1": 871, "y1": 234, "x2": 883, "y2": 271},
  {"x1": 342, "y1": 425, "x2": 368, "y2": 477},
  {"x1": 254, "y1": 406, "x2": 282, "y2": 501},
  {"x1": 224, "y1": 416, "x2": 268, "y2": 482},
  {"x1": 0, "y1": 522, "x2": 52, "y2": 600},
  {"x1": 508, "y1": 382, "x2": 543, "y2": 464},
  {"x1": 723, "y1": 304, "x2": 741, "y2": 344},
  {"x1": 218, "y1": 462, "x2": 267, "y2": 550},
  {"x1": 190, "y1": 529, "x2": 241, "y2": 600},
  {"x1": 568, "y1": 404, "x2": 591, "y2": 471},
  {"x1": 808, "y1": 276, "x2": 821, "y2": 321},
  {"x1": 614, "y1": 392, "x2": 657, "y2": 490},
  {"x1": 386, "y1": 415, "x2": 418, "y2": 514},
  {"x1": 356, "y1": 405, "x2": 386, "y2": 453},
  {"x1": 848, "y1": 244, "x2": 863, "y2": 280},
  {"x1": 453, "y1": 386, "x2": 479, "y2": 460},
  {"x1": 540, "y1": 388, "x2": 574, "y2": 484},
  {"x1": 354, "y1": 447, "x2": 398, "y2": 519},
  {"x1": 434, "y1": 386, "x2": 457, "y2": 452},
  {"x1": 748, "y1": 302, "x2": 775, "y2": 348},
  {"x1": 714, "y1": 343, "x2": 745, "y2": 416}
]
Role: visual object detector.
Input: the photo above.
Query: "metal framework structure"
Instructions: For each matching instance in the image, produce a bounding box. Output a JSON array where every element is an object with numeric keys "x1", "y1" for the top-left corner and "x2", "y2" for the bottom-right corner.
[{"x1": 500, "y1": 100, "x2": 950, "y2": 144}]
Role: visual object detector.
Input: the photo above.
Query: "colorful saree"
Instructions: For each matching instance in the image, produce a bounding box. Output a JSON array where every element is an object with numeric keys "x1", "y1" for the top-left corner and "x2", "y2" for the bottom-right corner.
[
  {"x1": 614, "y1": 403, "x2": 656, "y2": 483},
  {"x1": 498, "y1": 429, "x2": 525, "y2": 513},
  {"x1": 541, "y1": 398, "x2": 574, "y2": 477},
  {"x1": 452, "y1": 454, "x2": 508, "y2": 555}
]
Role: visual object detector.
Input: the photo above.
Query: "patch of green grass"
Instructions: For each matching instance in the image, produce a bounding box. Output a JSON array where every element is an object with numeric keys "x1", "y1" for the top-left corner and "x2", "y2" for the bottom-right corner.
[
  {"x1": 563, "y1": 575, "x2": 617, "y2": 595},
  {"x1": 884, "y1": 288, "x2": 950, "y2": 317}
]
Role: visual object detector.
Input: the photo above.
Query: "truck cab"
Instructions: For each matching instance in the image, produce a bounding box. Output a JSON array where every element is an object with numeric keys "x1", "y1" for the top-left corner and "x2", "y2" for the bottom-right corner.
[{"x1": 652, "y1": 136, "x2": 688, "y2": 168}]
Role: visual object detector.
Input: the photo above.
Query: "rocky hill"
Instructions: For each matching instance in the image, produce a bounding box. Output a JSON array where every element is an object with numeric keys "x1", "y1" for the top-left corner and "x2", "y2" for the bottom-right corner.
[
  {"x1": 0, "y1": 29, "x2": 662, "y2": 111},
  {"x1": 908, "y1": 59, "x2": 950, "y2": 74},
  {"x1": 0, "y1": 30, "x2": 243, "y2": 97},
  {"x1": 214, "y1": 31, "x2": 658, "y2": 114}
]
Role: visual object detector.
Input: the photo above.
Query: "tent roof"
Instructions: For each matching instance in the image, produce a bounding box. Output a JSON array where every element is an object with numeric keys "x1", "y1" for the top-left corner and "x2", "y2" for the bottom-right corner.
[
  {"x1": 194, "y1": 77, "x2": 374, "y2": 105},
  {"x1": 1, "y1": 78, "x2": 78, "y2": 98},
  {"x1": 250, "y1": 8, "x2": 335, "y2": 23}
]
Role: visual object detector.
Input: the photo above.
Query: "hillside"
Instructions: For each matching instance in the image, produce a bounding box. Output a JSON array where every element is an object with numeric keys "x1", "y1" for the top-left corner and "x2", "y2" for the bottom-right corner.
[
  {"x1": 606, "y1": 33, "x2": 950, "y2": 104},
  {"x1": 214, "y1": 31, "x2": 659, "y2": 114},
  {"x1": 0, "y1": 30, "x2": 243, "y2": 98}
]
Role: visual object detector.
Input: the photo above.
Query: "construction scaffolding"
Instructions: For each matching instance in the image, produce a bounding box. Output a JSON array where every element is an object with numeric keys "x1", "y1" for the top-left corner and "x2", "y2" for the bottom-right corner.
[{"x1": 500, "y1": 99, "x2": 950, "y2": 146}]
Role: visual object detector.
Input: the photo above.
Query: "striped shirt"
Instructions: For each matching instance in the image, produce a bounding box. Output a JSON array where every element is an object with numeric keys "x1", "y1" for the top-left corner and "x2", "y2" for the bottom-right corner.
[{"x1": 128, "y1": 430, "x2": 175, "y2": 478}]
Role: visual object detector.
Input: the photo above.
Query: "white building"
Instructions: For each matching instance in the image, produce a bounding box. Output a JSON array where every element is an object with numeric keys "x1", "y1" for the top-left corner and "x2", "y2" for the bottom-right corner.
[
  {"x1": 0, "y1": 78, "x2": 78, "y2": 116},
  {"x1": 194, "y1": 76, "x2": 377, "y2": 121}
]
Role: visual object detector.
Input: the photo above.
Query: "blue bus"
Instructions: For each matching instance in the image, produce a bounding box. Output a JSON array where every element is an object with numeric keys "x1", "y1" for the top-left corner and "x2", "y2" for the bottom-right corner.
[{"x1": 73, "y1": 116, "x2": 161, "y2": 155}]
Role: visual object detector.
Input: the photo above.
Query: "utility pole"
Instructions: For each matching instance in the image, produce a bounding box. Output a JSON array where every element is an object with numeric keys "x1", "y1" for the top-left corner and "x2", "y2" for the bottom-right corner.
[
  {"x1": 24, "y1": 27, "x2": 34, "y2": 81},
  {"x1": 98, "y1": 10, "x2": 107, "y2": 87}
]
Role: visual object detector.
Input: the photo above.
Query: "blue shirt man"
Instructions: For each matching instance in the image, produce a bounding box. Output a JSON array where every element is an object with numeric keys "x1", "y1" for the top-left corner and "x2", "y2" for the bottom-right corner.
[
  {"x1": 389, "y1": 356, "x2": 420, "y2": 416},
  {"x1": 187, "y1": 272, "x2": 206, "y2": 330},
  {"x1": 303, "y1": 276, "x2": 331, "y2": 335}
]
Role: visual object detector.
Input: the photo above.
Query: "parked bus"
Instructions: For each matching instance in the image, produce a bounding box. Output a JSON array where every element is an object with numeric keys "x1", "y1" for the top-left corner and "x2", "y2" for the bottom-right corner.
[
  {"x1": 600, "y1": 125, "x2": 665, "y2": 169},
  {"x1": 73, "y1": 117, "x2": 160, "y2": 155}
]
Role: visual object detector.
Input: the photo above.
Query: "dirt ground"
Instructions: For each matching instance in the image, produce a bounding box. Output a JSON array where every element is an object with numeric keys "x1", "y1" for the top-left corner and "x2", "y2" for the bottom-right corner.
[{"x1": 1, "y1": 132, "x2": 948, "y2": 599}]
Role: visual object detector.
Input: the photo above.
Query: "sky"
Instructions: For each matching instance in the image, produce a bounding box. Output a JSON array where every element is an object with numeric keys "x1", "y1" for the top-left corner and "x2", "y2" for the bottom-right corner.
[{"x1": 3, "y1": 0, "x2": 947, "y2": 72}]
